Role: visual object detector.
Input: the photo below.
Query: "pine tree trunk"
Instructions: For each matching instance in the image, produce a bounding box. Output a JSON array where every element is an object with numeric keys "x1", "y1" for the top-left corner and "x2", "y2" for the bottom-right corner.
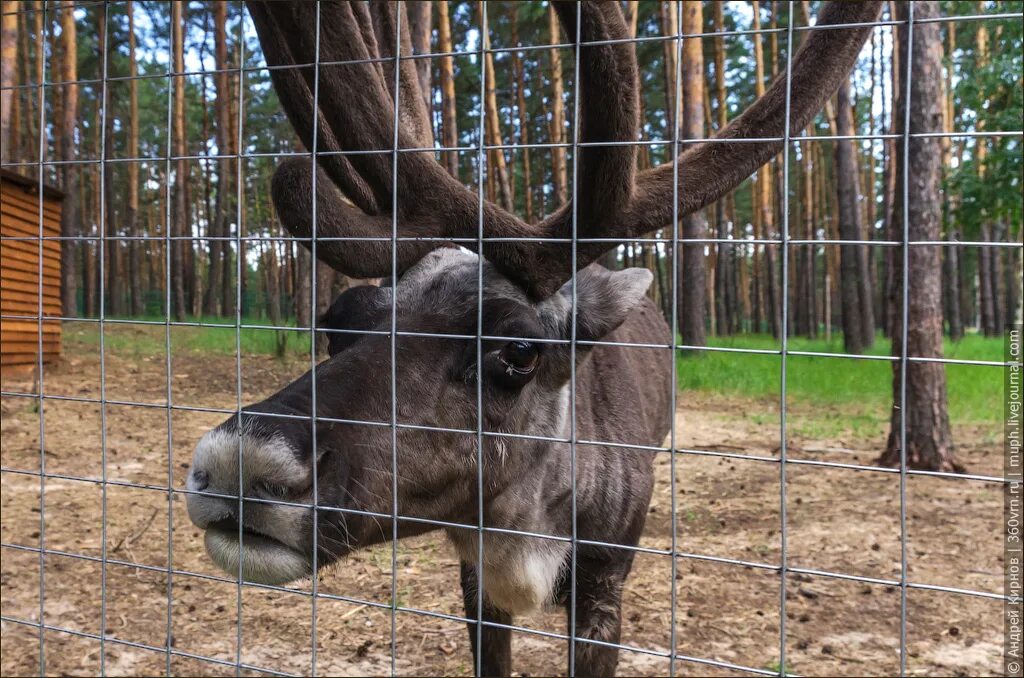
[
  {"x1": 660, "y1": 2, "x2": 678, "y2": 133},
  {"x1": 509, "y1": 5, "x2": 533, "y2": 222},
  {"x1": 125, "y1": 1, "x2": 143, "y2": 316},
  {"x1": 941, "y1": 21, "x2": 962, "y2": 341},
  {"x1": 222, "y1": 67, "x2": 238, "y2": 317},
  {"x1": 407, "y1": 1, "x2": 432, "y2": 116},
  {"x1": 678, "y1": 1, "x2": 706, "y2": 347},
  {"x1": 944, "y1": 230, "x2": 964, "y2": 340},
  {"x1": 991, "y1": 224, "x2": 1005, "y2": 333},
  {"x1": 834, "y1": 78, "x2": 864, "y2": 354},
  {"x1": 97, "y1": 5, "x2": 123, "y2": 316},
  {"x1": 1006, "y1": 232, "x2": 1022, "y2": 327},
  {"x1": 295, "y1": 248, "x2": 312, "y2": 330},
  {"x1": 58, "y1": 0, "x2": 79, "y2": 316},
  {"x1": 437, "y1": 0, "x2": 459, "y2": 180},
  {"x1": 0, "y1": 0, "x2": 16, "y2": 163},
  {"x1": 547, "y1": 3, "x2": 567, "y2": 205},
  {"x1": 882, "y1": 1, "x2": 900, "y2": 338},
  {"x1": 171, "y1": 1, "x2": 188, "y2": 321},
  {"x1": 978, "y1": 224, "x2": 996, "y2": 335},
  {"x1": 204, "y1": 2, "x2": 230, "y2": 316},
  {"x1": 479, "y1": 3, "x2": 513, "y2": 213},
  {"x1": 880, "y1": 1, "x2": 960, "y2": 472}
]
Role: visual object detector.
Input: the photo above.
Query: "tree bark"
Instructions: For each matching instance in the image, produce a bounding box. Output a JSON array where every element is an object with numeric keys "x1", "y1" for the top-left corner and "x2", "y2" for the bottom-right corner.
[
  {"x1": 509, "y1": 5, "x2": 533, "y2": 222},
  {"x1": 407, "y1": 1, "x2": 432, "y2": 116},
  {"x1": 203, "y1": 1, "x2": 230, "y2": 316},
  {"x1": 941, "y1": 21, "x2": 962, "y2": 340},
  {"x1": 944, "y1": 229, "x2": 964, "y2": 340},
  {"x1": 96, "y1": 4, "x2": 123, "y2": 316},
  {"x1": 834, "y1": 78, "x2": 864, "y2": 354},
  {"x1": 678, "y1": 1, "x2": 706, "y2": 347},
  {"x1": 660, "y1": 1, "x2": 678, "y2": 134},
  {"x1": 125, "y1": 1, "x2": 144, "y2": 316},
  {"x1": 0, "y1": 0, "x2": 17, "y2": 163},
  {"x1": 547, "y1": 3, "x2": 567, "y2": 205},
  {"x1": 880, "y1": 1, "x2": 960, "y2": 473},
  {"x1": 436, "y1": 0, "x2": 458, "y2": 180},
  {"x1": 479, "y1": 3, "x2": 513, "y2": 213},
  {"x1": 222, "y1": 50, "x2": 239, "y2": 316},
  {"x1": 978, "y1": 227, "x2": 996, "y2": 335},
  {"x1": 882, "y1": 1, "x2": 900, "y2": 338},
  {"x1": 171, "y1": 1, "x2": 188, "y2": 320},
  {"x1": 57, "y1": 0, "x2": 79, "y2": 316}
]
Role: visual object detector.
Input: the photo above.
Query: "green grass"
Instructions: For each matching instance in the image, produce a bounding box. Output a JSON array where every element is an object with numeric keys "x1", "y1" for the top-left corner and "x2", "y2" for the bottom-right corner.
[
  {"x1": 63, "y1": 315, "x2": 308, "y2": 359},
  {"x1": 677, "y1": 332, "x2": 1004, "y2": 428},
  {"x1": 62, "y1": 319, "x2": 1004, "y2": 431}
]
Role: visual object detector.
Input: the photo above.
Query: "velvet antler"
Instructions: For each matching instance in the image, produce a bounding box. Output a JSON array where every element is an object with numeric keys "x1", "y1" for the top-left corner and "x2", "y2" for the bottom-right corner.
[{"x1": 250, "y1": 1, "x2": 882, "y2": 299}]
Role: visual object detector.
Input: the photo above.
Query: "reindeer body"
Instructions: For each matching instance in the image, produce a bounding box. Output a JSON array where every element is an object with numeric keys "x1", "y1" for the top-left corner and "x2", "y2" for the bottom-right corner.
[
  {"x1": 449, "y1": 291, "x2": 671, "y2": 675},
  {"x1": 187, "y1": 2, "x2": 882, "y2": 674}
]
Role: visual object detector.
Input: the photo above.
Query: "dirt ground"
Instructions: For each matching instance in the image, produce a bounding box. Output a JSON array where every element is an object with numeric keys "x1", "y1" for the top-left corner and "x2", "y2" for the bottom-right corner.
[{"x1": 0, "y1": 324, "x2": 1006, "y2": 676}]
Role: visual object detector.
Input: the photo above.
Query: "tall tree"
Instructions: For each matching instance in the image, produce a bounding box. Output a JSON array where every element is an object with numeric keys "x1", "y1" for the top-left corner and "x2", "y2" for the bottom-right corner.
[
  {"x1": 659, "y1": 1, "x2": 678, "y2": 133},
  {"x1": 58, "y1": 0, "x2": 79, "y2": 316},
  {"x1": 547, "y1": 3, "x2": 567, "y2": 205},
  {"x1": 834, "y1": 78, "x2": 865, "y2": 354},
  {"x1": 751, "y1": 0, "x2": 780, "y2": 338},
  {"x1": 879, "y1": 1, "x2": 960, "y2": 473},
  {"x1": 509, "y1": 5, "x2": 533, "y2": 222},
  {"x1": 941, "y1": 21, "x2": 963, "y2": 341},
  {"x1": 126, "y1": 1, "x2": 144, "y2": 316},
  {"x1": 170, "y1": 0, "x2": 188, "y2": 320},
  {"x1": 0, "y1": 0, "x2": 16, "y2": 163},
  {"x1": 479, "y1": 2, "x2": 513, "y2": 212},
  {"x1": 96, "y1": 3, "x2": 124, "y2": 316},
  {"x1": 436, "y1": 0, "x2": 458, "y2": 179},
  {"x1": 678, "y1": 1, "x2": 706, "y2": 347},
  {"x1": 204, "y1": 1, "x2": 230, "y2": 316},
  {"x1": 711, "y1": 1, "x2": 734, "y2": 336},
  {"x1": 407, "y1": 1, "x2": 432, "y2": 116}
]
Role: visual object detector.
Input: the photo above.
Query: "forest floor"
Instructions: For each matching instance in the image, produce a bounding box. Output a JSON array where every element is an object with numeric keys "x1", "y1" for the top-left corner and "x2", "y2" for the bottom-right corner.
[{"x1": 0, "y1": 322, "x2": 1006, "y2": 676}]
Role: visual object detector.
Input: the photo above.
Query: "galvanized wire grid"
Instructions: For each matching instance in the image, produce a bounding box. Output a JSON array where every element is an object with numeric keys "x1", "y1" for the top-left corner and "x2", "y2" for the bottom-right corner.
[{"x1": 0, "y1": 1, "x2": 1022, "y2": 676}]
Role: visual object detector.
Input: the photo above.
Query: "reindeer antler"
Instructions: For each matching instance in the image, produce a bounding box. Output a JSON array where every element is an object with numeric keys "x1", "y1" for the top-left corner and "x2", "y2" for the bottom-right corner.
[{"x1": 250, "y1": 1, "x2": 882, "y2": 299}]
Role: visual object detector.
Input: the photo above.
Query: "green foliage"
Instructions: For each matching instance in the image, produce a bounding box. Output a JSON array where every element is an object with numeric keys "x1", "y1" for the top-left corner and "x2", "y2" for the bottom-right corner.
[{"x1": 943, "y1": 1, "x2": 1023, "y2": 237}]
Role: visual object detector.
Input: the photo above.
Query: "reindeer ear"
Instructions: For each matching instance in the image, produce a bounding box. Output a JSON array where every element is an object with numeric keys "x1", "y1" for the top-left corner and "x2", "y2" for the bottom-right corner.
[{"x1": 544, "y1": 265, "x2": 653, "y2": 342}]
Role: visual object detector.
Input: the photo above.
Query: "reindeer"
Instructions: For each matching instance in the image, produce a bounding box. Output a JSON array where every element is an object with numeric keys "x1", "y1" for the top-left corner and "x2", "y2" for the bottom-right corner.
[{"x1": 185, "y1": 2, "x2": 881, "y2": 675}]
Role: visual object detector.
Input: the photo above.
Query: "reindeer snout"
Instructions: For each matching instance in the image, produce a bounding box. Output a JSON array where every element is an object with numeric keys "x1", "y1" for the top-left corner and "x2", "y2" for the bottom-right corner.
[
  {"x1": 190, "y1": 468, "x2": 209, "y2": 491},
  {"x1": 185, "y1": 453, "x2": 234, "y2": 530}
]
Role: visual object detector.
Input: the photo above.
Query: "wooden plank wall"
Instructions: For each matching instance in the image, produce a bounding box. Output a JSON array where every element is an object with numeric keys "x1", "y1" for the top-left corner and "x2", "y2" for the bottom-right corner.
[{"x1": 0, "y1": 174, "x2": 63, "y2": 370}]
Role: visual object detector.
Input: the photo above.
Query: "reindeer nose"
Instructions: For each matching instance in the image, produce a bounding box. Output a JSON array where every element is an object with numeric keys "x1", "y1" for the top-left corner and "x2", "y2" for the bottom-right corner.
[{"x1": 191, "y1": 468, "x2": 209, "y2": 492}]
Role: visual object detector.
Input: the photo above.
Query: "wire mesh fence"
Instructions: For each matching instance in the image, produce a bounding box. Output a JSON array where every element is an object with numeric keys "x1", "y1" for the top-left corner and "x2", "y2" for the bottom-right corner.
[{"x1": 0, "y1": 1, "x2": 1022, "y2": 676}]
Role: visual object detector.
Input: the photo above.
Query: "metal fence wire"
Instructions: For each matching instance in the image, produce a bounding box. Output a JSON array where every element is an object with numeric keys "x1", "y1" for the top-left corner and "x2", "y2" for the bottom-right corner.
[{"x1": 0, "y1": 1, "x2": 1022, "y2": 676}]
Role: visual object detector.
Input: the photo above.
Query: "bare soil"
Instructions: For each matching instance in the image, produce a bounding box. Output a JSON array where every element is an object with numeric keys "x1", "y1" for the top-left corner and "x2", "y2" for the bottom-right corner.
[{"x1": 1, "y1": 327, "x2": 1005, "y2": 676}]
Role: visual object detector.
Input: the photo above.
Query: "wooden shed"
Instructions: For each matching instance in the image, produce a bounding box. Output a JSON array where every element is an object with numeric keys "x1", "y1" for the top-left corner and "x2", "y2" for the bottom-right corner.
[{"x1": 0, "y1": 168, "x2": 63, "y2": 373}]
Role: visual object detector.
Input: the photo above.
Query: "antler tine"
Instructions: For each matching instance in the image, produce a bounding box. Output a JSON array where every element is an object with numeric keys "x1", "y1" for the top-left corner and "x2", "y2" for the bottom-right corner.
[
  {"x1": 271, "y1": 157, "x2": 438, "y2": 277},
  {"x1": 524, "y1": 1, "x2": 642, "y2": 296},
  {"x1": 248, "y1": 1, "x2": 380, "y2": 216},
  {"x1": 367, "y1": 1, "x2": 434, "y2": 150},
  {"x1": 250, "y1": 0, "x2": 536, "y2": 285},
  {"x1": 624, "y1": 1, "x2": 884, "y2": 234}
]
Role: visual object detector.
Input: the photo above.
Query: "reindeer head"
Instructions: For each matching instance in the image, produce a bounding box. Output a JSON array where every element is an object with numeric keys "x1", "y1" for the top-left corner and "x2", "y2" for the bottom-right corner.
[{"x1": 185, "y1": 0, "x2": 881, "y2": 585}]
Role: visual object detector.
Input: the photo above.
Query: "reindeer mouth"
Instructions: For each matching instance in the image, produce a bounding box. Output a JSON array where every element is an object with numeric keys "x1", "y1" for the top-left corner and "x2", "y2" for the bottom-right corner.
[{"x1": 204, "y1": 520, "x2": 312, "y2": 585}]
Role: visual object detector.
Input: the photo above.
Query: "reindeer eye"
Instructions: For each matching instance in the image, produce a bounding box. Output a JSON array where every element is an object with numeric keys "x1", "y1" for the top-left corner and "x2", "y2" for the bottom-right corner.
[{"x1": 499, "y1": 341, "x2": 539, "y2": 375}]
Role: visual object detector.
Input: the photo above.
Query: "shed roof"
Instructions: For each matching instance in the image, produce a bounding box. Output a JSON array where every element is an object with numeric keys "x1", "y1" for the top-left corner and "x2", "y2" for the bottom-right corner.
[{"x1": 0, "y1": 168, "x2": 65, "y2": 202}]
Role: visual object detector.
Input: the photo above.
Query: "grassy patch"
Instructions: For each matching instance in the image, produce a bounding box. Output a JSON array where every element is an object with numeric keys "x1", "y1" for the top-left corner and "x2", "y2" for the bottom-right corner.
[
  {"x1": 63, "y1": 315, "x2": 308, "y2": 359},
  {"x1": 62, "y1": 321, "x2": 1003, "y2": 431},
  {"x1": 677, "y1": 333, "x2": 1004, "y2": 428}
]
